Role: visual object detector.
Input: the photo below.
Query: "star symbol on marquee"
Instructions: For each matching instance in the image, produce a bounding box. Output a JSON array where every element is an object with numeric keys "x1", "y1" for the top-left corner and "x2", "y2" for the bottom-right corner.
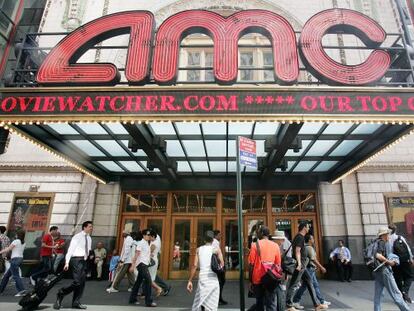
[
  {"x1": 286, "y1": 96, "x2": 295, "y2": 105},
  {"x1": 265, "y1": 96, "x2": 274, "y2": 104},
  {"x1": 276, "y1": 96, "x2": 284, "y2": 104},
  {"x1": 245, "y1": 96, "x2": 254, "y2": 104},
  {"x1": 256, "y1": 96, "x2": 264, "y2": 104}
]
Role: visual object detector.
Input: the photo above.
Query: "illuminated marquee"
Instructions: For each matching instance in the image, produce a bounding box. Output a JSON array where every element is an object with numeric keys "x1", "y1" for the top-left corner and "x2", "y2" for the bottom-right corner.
[{"x1": 36, "y1": 8, "x2": 390, "y2": 86}]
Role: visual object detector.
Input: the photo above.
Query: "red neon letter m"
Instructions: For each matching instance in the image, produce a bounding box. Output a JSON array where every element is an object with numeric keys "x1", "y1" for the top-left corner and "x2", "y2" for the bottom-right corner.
[
  {"x1": 37, "y1": 11, "x2": 154, "y2": 86},
  {"x1": 152, "y1": 10, "x2": 299, "y2": 85}
]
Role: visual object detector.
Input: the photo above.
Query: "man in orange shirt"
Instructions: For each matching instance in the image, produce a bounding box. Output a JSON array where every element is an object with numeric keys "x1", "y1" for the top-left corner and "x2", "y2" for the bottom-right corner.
[{"x1": 249, "y1": 226, "x2": 281, "y2": 311}]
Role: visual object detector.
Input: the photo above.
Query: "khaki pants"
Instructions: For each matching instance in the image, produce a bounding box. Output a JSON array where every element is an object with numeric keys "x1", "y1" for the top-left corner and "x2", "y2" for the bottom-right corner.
[
  {"x1": 111, "y1": 263, "x2": 135, "y2": 290},
  {"x1": 96, "y1": 259, "x2": 103, "y2": 278}
]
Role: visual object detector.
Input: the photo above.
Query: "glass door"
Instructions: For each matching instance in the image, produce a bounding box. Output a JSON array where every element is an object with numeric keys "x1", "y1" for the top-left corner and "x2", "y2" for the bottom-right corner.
[
  {"x1": 274, "y1": 218, "x2": 293, "y2": 242},
  {"x1": 245, "y1": 217, "x2": 266, "y2": 250},
  {"x1": 169, "y1": 217, "x2": 215, "y2": 279},
  {"x1": 223, "y1": 218, "x2": 239, "y2": 278},
  {"x1": 118, "y1": 216, "x2": 167, "y2": 274}
]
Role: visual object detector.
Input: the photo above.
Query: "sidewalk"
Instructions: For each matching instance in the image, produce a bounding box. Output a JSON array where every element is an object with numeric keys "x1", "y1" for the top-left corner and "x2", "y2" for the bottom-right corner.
[{"x1": 0, "y1": 278, "x2": 412, "y2": 310}]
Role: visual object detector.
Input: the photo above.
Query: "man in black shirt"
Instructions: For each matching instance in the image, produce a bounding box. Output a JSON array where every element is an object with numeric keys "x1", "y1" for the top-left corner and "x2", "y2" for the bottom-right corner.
[
  {"x1": 373, "y1": 226, "x2": 410, "y2": 311},
  {"x1": 286, "y1": 221, "x2": 327, "y2": 311}
]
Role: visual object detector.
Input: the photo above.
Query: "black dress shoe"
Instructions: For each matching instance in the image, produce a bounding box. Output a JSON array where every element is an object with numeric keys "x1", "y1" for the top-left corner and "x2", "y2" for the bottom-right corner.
[
  {"x1": 53, "y1": 293, "x2": 64, "y2": 310},
  {"x1": 219, "y1": 299, "x2": 228, "y2": 305},
  {"x1": 72, "y1": 303, "x2": 87, "y2": 309},
  {"x1": 403, "y1": 292, "x2": 412, "y2": 304}
]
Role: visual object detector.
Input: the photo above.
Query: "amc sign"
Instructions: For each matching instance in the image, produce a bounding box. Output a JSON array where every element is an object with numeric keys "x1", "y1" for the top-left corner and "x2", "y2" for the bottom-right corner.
[{"x1": 37, "y1": 9, "x2": 391, "y2": 87}]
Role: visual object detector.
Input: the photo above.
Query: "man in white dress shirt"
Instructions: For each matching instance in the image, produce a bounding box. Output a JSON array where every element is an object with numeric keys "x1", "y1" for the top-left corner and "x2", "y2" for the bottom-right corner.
[
  {"x1": 53, "y1": 221, "x2": 93, "y2": 310},
  {"x1": 213, "y1": 230, "x2": 227, "y2": 305},
  {"x1": 128, "y1": 229, "x2": 156, "y2": 307}
]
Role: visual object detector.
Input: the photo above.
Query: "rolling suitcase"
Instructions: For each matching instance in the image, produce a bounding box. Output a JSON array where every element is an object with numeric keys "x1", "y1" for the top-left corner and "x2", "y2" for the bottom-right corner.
[{"x1": 19, "y1": 274, "x2": 62, "y2": 311}]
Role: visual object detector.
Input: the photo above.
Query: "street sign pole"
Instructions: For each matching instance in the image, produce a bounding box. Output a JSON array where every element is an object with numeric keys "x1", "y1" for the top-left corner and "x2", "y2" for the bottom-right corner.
[{"x1": 236, "y1": 136, "x2": 245, "y2": 311}]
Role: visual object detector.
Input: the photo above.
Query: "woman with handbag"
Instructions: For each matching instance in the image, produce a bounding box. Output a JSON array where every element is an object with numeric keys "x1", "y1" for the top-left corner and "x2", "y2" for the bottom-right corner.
[{"x1": 187, "y1": 230, "x2": 224, "y2": 311}]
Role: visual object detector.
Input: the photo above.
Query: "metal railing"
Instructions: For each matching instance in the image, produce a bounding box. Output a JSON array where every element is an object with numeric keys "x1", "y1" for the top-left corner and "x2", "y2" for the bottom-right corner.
[{"x1": 6, "y1": 30, "x2": 414, "y2": 88}]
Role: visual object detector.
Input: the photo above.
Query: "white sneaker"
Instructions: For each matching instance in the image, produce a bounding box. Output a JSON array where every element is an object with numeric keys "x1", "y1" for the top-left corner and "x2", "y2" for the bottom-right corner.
[
  {"x1": 106, "y1": 287, "x2": 119, "y2": 293},
  {"x1": 29, "y1": 277, "x2": 35, "y2": 286},
  {"x1": 292, "y1": 303, "x2": 305, "y2": 310},
  {"x1": 323, "y1": 301, "x2": 331, "y2": 306},
  {"x1": 14, "y1": 291, "x2": 26, "y2": 297},
  {"x1": 128, "y1": 287, "x2": 132, "y2": 292}
]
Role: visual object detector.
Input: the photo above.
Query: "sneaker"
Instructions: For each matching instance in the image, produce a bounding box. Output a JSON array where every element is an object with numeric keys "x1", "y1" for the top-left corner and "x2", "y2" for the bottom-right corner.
[
  {"x1": 14, "y1": 291, "x2": 26, "y2": 297},
  {"x1": 29, "y1": 276, "x2": 36, "y2": 286},
  {"x1": 162, "y1": 286, "x2": 171, "y2": 296},
  {"x1": 127, "y1": 287, "x2": 132, "y2": 292},
  {"x1": 315, "y1": 304, "x2": 329, "y2": 310},
  {"x1": 322, "y1": 301, "x2": 331, "y2": 306},
  {"x1": 106, "y1": 287, "x2": 119, "y2": 293},
  {"x1": 292, "y1": 303, "x2": 305, "y2": 310}
]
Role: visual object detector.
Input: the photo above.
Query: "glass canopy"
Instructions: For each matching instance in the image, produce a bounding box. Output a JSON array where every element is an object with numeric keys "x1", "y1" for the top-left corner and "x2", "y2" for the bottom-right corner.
[{"x1": 14, "y1": 120, "x2": 397, "y2": 182}]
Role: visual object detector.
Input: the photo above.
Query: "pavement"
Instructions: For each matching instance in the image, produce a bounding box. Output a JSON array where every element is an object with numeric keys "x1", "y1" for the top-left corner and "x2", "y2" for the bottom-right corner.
[{"x1": 0, "y1": 277, "x2": 412, "y2": 310}]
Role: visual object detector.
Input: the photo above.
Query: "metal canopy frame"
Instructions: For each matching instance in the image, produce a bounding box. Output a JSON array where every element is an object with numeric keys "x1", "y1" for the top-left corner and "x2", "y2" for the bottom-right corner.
[{"x1": 13, "y1": 121, "x2": 414, "y2": 186}]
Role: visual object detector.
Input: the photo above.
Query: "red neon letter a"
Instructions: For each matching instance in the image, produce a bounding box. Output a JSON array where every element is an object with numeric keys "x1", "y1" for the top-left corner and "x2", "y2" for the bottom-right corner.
[{"x1": 37, "y1": 11, "x2": 154, "y2": 86}]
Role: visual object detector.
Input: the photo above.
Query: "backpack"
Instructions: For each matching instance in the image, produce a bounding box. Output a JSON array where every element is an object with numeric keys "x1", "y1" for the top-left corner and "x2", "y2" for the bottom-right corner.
[
  {"x1": 363, "y1": 239, "x2": 379, "y2": 270},
  {"x1": 393, "y1": 236, "x2": 411, "y2": 262}
]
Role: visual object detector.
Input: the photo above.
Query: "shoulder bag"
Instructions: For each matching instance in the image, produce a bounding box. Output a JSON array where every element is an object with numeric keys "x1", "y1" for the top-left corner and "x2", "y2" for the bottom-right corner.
[
  {"x1": 255, "y1": 240, "x2": 283, "y2": 290},
  {"x1": 211, "y1": 252, "x2": 223, "y2": 274},
  {"x1": 281, "y1": 244, "x2": 297, "y2": 275}
]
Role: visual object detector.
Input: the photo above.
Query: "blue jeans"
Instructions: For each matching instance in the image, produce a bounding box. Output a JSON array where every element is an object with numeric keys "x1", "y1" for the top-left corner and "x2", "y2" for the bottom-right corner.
[
  {"x1": 374, "y1": 267, "x2": 410, "y2": 311},
  {"x1": 0, "y1": 257, "x2": 25, "y2": 293},
  {"x1": 293, "y1": 267, "x2": 325, "y2": 304}
]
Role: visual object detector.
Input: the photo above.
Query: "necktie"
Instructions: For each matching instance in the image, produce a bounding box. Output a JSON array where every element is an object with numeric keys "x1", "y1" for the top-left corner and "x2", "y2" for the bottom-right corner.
[{"x1": 84, "y1": 234, "x2": 88, "y2": 260}]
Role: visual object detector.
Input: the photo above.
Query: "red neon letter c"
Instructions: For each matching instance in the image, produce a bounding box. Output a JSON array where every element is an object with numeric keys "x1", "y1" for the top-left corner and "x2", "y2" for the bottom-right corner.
[{"x1": 300, "y1": 9, "x2": 391, "y2": 85}]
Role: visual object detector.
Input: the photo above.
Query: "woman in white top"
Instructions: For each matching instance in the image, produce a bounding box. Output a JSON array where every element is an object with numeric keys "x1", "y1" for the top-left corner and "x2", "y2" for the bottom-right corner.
[
  {"x1": 0, "y1": 230, "x2": 26, "y2": 296},
  {"x1": 187, "y1": 231, "x2": 224, "y2": 311}
]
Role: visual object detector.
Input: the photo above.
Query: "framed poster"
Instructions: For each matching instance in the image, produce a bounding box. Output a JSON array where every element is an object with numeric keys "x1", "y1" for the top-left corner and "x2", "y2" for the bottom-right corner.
[
  {"x1": 7, "y1": 193, "x2": 54, "y2": 261},
  {"x1": 386, "y1": 195, "x2": 414, "y2": 245}
]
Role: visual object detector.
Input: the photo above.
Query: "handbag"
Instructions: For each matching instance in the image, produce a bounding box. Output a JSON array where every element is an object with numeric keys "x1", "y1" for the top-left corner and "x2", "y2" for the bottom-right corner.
[
  {"x1": 281, "y1": 245, "x2": 297, "y2": 275},
  {"x1": 211, "y1": 253, "x2": 223, "y2": 274},
  {"x1": 255, "y1": 241, "x2": 283, "y2": 290},
  {"x1": 148, "y1": 258, "x2": 156, "y2": 267}
]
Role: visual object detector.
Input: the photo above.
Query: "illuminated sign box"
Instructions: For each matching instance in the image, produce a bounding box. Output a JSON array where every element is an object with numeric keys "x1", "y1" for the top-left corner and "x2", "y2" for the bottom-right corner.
[{"x1": 1, "y1": 87, "x2": 414, "y2": 120}]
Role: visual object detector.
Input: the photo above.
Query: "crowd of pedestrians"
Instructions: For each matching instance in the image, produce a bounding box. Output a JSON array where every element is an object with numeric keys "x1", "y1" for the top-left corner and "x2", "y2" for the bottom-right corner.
[{"x1": 0, "y1": 220, "x2": 413, "y2": 311}]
